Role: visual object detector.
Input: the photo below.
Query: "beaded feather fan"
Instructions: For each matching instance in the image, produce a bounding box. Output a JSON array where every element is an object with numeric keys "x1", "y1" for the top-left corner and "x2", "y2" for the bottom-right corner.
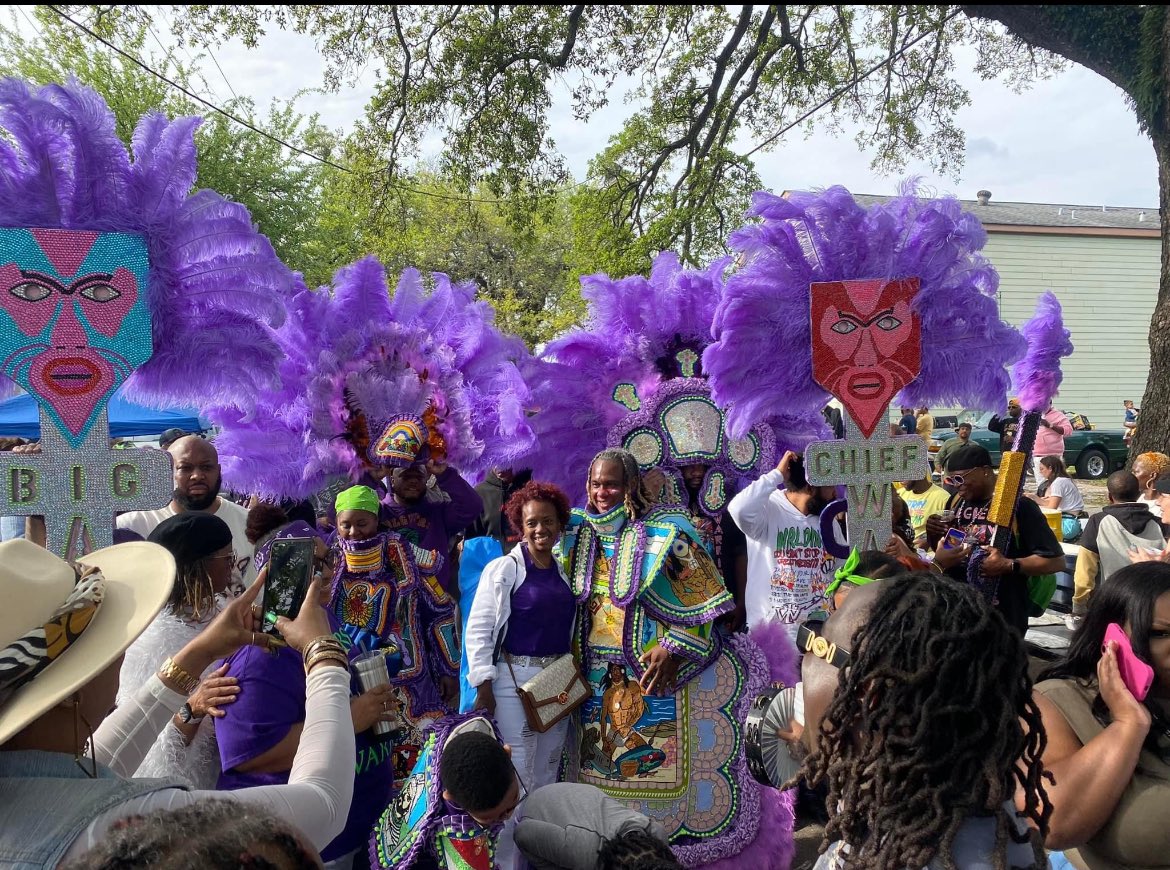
[
  {"x1": 705, "y1": 183, "x2": 1029, "y2": 437},
  {"x1": 211, "y1": 256, "x2": 536, "y2": 500},
  {"x1": 526, "y1": 252, "x2": 811, "y2": 512}
]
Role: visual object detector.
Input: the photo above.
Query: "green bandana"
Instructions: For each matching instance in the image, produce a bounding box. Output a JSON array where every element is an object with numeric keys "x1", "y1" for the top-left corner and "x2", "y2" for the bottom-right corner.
[
  {"x1": 335, "y1": 485, "x2": 381, "y2": 516},
  {"x1": 824, "y1": 549, "x2": 877, "y2": 599}
]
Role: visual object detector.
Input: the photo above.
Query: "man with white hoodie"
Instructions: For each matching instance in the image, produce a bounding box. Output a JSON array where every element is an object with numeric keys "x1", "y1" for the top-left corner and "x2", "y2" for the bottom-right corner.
[{"x1": 728, "y1": 450, "x2": 840, "y2": 638}]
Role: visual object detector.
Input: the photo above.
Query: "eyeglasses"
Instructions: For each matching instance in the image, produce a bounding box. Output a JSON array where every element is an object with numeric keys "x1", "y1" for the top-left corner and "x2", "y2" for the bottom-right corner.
[
  {"x1": 465, "y1": 761, "x2": 529, "y2": 825},
  {"x1": 797, "y1": 619, "x2": 851, "y2": 670}
]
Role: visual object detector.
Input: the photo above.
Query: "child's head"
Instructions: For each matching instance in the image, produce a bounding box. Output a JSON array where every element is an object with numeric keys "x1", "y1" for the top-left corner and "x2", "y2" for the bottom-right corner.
[
  {"x1": 333, "y1": 485, "x2": 381, "y2": 540},
  {"x1": 439, "y1": 730, "x2": 520, "y2": 825}
]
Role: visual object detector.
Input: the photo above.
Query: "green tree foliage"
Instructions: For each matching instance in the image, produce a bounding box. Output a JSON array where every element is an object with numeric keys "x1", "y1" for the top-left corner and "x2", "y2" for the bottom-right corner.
[{"x1": 0, "y1": 7, "x2": 336, "y2": 272}]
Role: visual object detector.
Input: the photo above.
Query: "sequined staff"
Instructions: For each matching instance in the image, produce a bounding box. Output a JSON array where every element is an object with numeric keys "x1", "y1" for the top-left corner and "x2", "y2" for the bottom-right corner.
[{"x1": 0, "y1": 80, "x2": 295, "y2": 558}]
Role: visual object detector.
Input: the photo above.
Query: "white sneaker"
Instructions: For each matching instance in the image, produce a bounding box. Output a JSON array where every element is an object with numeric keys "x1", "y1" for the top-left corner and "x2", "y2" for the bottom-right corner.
[{"x1": 1064, "y1": 614, "x2": 1082, "y2": 632}]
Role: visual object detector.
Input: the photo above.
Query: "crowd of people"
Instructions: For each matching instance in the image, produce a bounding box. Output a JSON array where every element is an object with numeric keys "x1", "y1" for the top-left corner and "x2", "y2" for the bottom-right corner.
[{"x1": 4, "y1": 423, "x2": 1170, "y2": 870}]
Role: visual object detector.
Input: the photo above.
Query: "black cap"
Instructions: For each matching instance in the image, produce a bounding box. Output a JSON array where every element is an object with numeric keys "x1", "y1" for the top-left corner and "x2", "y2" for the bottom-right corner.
[
  {"x1": 159, "y1": 428, "x2": 189, "y2": 449},
  {"x1": 148, "y1": 512, "x2": 233, "y2": 565},
  {"x1": 946, "y1": 443, "x2": 993, "y2": 473},
  {"x1": 1154, "y1": 476, "x2": 1170, "y2": 496}
]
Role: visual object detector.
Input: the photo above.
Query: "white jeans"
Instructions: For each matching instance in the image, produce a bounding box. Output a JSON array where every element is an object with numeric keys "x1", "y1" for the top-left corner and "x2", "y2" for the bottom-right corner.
[{"x1": 492, "y1": 659, "x2": 571, "y2": 870}]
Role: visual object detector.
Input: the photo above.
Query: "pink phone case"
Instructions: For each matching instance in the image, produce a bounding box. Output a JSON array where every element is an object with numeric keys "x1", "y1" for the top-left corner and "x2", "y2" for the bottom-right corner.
[{"x1": 1104, "y1": 623, "x2": 1154, "y2": 701}]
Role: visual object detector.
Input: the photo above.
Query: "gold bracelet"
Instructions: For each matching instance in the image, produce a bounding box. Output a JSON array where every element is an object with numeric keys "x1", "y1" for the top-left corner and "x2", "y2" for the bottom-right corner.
[
  {"x1": 303, "y1": 637, "x2": 345, "y2": 663},
  {"x1": 158, "y1": 657, "x2": 200, "y2": 695},
  {"x1": 304, "y1": 651, "x2": 349, "y2": 674},
  {"x1": 929, "y1": 559, "x2": 944, "y2": 574}
]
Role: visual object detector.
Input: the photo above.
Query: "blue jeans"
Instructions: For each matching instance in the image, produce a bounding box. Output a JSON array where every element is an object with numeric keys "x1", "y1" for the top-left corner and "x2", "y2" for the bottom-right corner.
[
  {"x1": 0, "y1": 515, "x2": 24, "y2": 541},
  {"x1": 1049, "y1": 853, "x2": 1076, "y2": 870}
]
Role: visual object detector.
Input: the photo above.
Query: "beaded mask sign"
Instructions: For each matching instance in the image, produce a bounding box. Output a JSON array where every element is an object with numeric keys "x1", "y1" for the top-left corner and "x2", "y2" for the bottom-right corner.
[
  {"x1": 805, "y1": 278, "x2": 926, "y2": 551},
  {"x1": 0, "y1": 228, "x2": 172, "y2": 559}
]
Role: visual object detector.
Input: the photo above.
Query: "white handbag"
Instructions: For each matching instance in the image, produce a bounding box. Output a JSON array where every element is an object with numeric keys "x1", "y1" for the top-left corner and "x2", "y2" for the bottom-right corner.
[{"x1": 504, "y1": 653, "x2": 590, "y2": 733}]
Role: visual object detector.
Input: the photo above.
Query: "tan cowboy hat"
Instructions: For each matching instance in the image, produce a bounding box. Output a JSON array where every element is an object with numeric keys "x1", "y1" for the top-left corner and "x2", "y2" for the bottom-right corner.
[{"x1": 0, "y1": 539, "x2": 175, "y2": 745}]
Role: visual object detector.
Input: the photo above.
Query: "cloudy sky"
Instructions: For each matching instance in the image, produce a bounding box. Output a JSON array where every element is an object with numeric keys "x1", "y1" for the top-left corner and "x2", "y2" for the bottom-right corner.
[{"x1": 37, "y1": 7, "x2": 1164, "y2": 208}]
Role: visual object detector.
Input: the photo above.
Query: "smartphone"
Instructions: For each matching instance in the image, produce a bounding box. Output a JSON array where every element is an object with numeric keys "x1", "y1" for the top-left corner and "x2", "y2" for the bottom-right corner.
[
  {"x1": 261, "y1": 537, "x2": 315, "y2": 635},
  {"x1": 1104, "y1": 623, "x2": 1154, "y2": 701},
  {"x1": 940, "y1": 528, "x2": 967, "y2": 550}
]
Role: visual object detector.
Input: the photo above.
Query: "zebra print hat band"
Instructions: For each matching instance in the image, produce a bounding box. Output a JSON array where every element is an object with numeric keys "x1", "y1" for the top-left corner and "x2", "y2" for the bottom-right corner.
[{"x1": 0, "y1": 565, "x2": 105, "y2": 708}]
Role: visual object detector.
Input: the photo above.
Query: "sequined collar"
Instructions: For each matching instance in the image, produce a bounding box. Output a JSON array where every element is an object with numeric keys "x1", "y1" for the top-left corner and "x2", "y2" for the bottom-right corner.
[{"x1": 584, "y1": 504, "x2": 628, "y2": 538}]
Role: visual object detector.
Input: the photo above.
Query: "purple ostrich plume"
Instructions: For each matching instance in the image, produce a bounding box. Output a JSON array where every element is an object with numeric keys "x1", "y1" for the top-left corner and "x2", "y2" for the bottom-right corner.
[
  {"x1": 1012, "y1": 291, "x2": 1073, "y2": 413},
  {"x1": 212, "y1": 257, "x2": 536, "y2": 500},
  {"x1": 705, "y1": 183, "x2": 1028, "y2": 438},
  {"x1": 527, "y1": 252, "x2": 807, "y2": 502},
  {"x1": 0, "y1": 78, "x2": 296, "y2": 410}
]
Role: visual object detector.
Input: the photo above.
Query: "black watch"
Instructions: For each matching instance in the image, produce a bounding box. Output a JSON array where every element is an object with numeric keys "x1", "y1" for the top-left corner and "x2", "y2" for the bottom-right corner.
[
  {"x1": 1011, "y1": 558, "x2": 1020, "y2": 575},
  {"x1": 178, "y1": 703, "x2": 204, "y2": 724}
]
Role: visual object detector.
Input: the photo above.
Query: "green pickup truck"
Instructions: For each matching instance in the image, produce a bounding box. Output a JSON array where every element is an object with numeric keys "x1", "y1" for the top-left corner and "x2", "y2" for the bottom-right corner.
[{"x1": 931, "y1": 412, "x2": 1129, "y2": 479}]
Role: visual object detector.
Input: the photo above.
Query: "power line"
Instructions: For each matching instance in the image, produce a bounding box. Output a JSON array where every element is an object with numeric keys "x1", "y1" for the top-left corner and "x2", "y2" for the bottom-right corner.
[{"x1": 43, "y1": 4, "x2": 517, "y2": 206}]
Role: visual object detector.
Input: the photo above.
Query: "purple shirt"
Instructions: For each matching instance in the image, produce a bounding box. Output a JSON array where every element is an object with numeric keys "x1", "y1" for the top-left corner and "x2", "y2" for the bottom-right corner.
[
  {"x1": 214, "y1": 617, "x2": 393, "y2": 861},
  {"x1": 504, "y1": 545, "x2": 575, "y2": 657},
  {"x1": 382, "y1": 468, "x2": 484, "y2": 593}
]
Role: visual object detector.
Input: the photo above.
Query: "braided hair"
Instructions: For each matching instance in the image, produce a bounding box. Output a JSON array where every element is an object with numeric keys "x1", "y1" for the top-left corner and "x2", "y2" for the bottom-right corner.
[
  {"x1": 61, "y1": 799, "x2": 320, "y2": 869},
  {"x1": 586, "y1": 449, "x2": 655, "y2": 519},
  {"x1": 795, "y1": 572, "x2": 1051, "y2": 870},
  {"x1": 597, "y1": 827, "x2": 681, "y2": 870}
]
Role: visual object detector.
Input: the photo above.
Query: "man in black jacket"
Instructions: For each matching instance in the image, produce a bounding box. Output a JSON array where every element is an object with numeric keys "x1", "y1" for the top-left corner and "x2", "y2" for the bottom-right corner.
[{"x1": 468, "y1": 467, "x2": 532, "y2": 552}]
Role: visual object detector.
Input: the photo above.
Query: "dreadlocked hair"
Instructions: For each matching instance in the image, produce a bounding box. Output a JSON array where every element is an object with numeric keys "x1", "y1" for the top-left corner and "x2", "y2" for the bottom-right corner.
[
  {"x1": 795, "y1": 571, "x2": 1051, "y2": 870},
  {"x1": 596, "y1": 827, "x2": 681, "y2": 870},
  {"x1": 60, "y1": 799, "x2": 320, "y2": 870},
  {"x1": 587, "y1": 449, "x2": 655, "y2": 519}
]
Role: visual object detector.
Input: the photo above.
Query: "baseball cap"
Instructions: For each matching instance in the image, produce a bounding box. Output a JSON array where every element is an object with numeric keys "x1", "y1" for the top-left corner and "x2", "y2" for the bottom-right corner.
[
  {"x1": 1154, "y1": 477, "x2": 1170, "y2": 496},
  {"x1": 946, "y1": 443, "x2": 993, "y2": 473},
  {"x1": 158, "y1": 428, "x2": 189, "y2": 449}
]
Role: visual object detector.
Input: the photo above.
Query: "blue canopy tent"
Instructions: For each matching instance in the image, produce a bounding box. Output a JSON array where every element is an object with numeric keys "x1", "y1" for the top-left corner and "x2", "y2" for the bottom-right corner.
[{"x1": 0, "y1": 387, "x2": 207, "y2": 440}]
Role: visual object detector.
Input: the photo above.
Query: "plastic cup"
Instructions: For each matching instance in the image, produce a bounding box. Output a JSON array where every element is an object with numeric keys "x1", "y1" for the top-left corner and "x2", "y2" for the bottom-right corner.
[
  {"x1": 938, "y1": 510, "x2": 956, "y2": 525},
  {"x1": 352, "y1": 650, "x2": 400, "y2": 738}
]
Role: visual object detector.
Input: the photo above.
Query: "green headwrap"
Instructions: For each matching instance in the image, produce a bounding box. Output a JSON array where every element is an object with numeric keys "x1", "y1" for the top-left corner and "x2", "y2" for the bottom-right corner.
[
  {"x1": 824, "y1": 548, "x2": 877, "y2": 599},
  {"x1": 335, "y1": 485, "x2": 381, "y2": 516}
]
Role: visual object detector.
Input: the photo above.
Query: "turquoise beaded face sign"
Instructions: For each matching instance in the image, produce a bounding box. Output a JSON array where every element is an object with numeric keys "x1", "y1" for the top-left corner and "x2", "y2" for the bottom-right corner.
[
  {"x1": 0, "y1": 227, "x2": 170, "y2": 559},
  {"x1": 0, "y1": 228, "x2": 152, "y2": 446}
]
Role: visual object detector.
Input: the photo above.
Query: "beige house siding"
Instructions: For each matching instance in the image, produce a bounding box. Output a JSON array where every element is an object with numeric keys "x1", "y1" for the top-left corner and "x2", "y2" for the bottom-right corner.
[{"x1": 981, "y1": 231, "x2": 1160, "y2": 430}]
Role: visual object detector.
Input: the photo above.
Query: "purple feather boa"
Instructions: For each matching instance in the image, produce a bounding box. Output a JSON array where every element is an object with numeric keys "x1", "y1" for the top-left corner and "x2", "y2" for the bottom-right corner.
[
  {"x1": 705, "y1": 184, "x2": 1027, "y2": 438},
  {"x1": 211, "y1": 258, "x2": 537, "y2": 500},
  {"x1": 1012, "y1": 291, "x2": 1073, "y2": 413},
  {"x1": 0, "y1": 78, "x2": 296, "y2": 409}
]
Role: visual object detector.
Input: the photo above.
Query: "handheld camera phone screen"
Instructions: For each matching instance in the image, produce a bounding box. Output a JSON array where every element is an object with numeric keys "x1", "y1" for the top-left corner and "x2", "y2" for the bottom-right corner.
[{"x1": 262, "y1": 537, "x2": 315, "y2": 635}]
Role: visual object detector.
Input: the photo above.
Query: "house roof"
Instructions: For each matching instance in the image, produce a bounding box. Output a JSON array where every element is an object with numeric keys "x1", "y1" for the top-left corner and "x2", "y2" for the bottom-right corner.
[{"x1": 851, "y1": 193, "x2": 1158, "y2": 232}]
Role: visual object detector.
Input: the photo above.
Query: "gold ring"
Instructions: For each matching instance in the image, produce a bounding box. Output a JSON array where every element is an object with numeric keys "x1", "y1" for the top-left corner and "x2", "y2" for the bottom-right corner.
[{"x1": 251, "y1": 632, "x2": 257, "y2": 647}]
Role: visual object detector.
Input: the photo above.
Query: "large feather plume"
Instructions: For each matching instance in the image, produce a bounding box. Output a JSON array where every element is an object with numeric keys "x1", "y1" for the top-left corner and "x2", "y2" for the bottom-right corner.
[
  {"x1": 1012, "y1": 291, "x2": 1073, "y2": 413},
  {"x1": 526, "y1": 252, "x2": 808, "y2": 501},
  {"x1": 0, "y1": 78, "x2": 296, "y2": 409},
  {"x1": 212, "y1": 257, "x2": 537, "y2": 500},
  {"x1": 705, "y1": 183, "x2": 1028, "y2": 438}
]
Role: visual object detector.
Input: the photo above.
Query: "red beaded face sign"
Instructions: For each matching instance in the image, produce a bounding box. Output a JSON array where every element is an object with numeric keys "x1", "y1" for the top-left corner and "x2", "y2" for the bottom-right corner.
[{"x1": 810, "y1": 278, "x2": 921, "y2": 438}]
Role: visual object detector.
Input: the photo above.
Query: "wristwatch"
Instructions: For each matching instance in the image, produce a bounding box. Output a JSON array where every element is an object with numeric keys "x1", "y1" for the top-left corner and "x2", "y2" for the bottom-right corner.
[
  {"x1": 1011, "y1": 558, "x2": 1020, "y2": 575},
  {"x1": 177, "y1": 703, "x2": 204, "y2": 724}
]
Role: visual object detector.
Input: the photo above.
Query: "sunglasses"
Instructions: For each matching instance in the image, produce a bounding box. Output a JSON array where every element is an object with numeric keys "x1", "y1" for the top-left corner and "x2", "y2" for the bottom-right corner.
[
  {"x1": 797, "y1": 618, "x2": 851, "y2": 670},
  {"x1": 943, "y1": 466, "x2": 991, "y2": 487}
]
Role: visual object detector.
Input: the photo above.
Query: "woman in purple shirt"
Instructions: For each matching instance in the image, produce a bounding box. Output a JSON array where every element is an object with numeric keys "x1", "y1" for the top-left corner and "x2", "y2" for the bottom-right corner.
[{"x1": 463, "y1": 481, "x2": 577, "y2": 870}]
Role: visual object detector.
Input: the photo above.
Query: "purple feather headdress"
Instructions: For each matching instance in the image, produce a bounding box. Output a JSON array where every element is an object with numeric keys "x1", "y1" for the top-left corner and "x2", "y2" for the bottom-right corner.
[
  {"x1": 705, "y1": 183, "x2": 1028, "y2": 438},
  {"x1": 212, "y1": 257, "x2": 537, "y2": 500},
  {"x1": 1012, "y1": 291, "x2": 1073, "y2": 413},
  {"x1": 0, "y1": 78, "x2": 295, "y2": 409},
  {"x1": 526, "y1": 252, "x2": 800, "y2": 502}
]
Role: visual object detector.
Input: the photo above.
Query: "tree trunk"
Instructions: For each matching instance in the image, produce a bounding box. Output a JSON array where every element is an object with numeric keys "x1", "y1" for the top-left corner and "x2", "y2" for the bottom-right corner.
[{"x1": 1128, "y1": 12, "x2": 1170, "y2": 462}]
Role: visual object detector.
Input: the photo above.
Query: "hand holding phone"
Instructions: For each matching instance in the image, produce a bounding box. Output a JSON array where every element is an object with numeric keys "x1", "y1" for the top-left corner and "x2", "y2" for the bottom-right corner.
[
  {"x1": 1103, "y1": 623, "x2": 1154, "y2": 702},
  {"x1": 261, "y1": 537, "x2": 315, "y2": 636}
]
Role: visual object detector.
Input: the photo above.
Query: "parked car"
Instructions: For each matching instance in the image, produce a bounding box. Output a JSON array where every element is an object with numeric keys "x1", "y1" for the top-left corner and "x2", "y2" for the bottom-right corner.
[{"x1": 930, "y1": 411, "x2": 1128, "y2": 478}]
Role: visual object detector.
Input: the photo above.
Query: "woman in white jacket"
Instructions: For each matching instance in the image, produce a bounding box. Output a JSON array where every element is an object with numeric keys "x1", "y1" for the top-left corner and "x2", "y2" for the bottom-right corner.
[{"x1": 464, "y1": 480, "x2": 577, "y2": 870}]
